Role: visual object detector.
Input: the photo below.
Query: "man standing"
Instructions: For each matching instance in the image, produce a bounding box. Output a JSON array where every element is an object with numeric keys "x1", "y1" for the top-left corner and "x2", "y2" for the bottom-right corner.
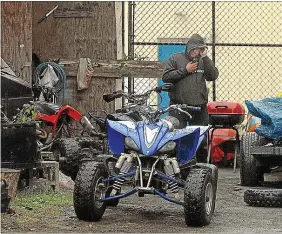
[{"x1": 162, "y1": 33, "x2": 219, "y2": 162}]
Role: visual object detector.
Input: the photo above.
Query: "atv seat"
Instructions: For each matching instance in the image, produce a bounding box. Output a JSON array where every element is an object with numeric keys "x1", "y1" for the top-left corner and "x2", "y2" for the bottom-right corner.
[{"x1": 35, "y1": 101, "x2": 61, "y2": 115}]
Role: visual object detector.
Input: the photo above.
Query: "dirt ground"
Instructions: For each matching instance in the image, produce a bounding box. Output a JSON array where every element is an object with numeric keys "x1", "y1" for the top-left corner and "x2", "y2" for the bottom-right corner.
[{"x1": 2, "y1": 168, "x2": 282, "y2": 233}]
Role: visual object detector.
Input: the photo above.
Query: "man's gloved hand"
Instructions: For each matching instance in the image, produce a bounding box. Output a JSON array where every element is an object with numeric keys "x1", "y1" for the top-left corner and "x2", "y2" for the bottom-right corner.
[
  {"x1": 200, "y1": 48, "x2": 208, "y2": 58},
  {"x1": 186, "y1": 62, "x2": 198, "y2": 73}
]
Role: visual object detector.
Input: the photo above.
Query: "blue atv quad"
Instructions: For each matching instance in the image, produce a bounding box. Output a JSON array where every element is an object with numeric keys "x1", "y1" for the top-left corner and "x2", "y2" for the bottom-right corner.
[{"x1": 73, "y1": 93, "x2": 218, "y2": 227}]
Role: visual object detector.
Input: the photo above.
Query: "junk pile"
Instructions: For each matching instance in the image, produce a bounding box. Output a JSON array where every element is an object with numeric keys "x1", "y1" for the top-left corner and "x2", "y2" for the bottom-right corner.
[{"x1": 241, "y1": 97, "x2": 282, "y2": 208}]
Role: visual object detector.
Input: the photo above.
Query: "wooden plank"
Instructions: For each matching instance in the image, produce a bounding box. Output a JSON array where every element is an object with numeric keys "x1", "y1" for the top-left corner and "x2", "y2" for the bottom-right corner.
[
  {"x1": 54, "y1": 9, "x2": 94, "y2": 18},
  {"x1": 1, "y1": 2, "x2": 32, "y2": 83},
  {"x1": 0, "y1": 168, "x2": 20, "y2": 200},
  {"x1": 76, "y1": 58, "x2": 94, "y2": 90},
  {"x1": 115, "y1": 2, "x2": 123, "y2": 109},
  {"x1": 59, "y1": 59, "x2": 165, "y2": 78}
]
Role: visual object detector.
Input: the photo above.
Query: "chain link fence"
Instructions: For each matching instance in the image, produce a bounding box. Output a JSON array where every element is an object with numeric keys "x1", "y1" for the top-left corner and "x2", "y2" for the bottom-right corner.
[{"x1": 128, "y1": 1, "x2": 282, "y2": 106}]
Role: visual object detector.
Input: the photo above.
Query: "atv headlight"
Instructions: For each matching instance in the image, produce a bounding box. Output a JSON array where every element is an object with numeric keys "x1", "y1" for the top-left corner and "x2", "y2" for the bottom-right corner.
[
  {"x1": 159, "y1": 141, "x2": 176, "y2": 153},
  {"x1": 125, "y1": 137, "x2": 139, "y2": 151}
]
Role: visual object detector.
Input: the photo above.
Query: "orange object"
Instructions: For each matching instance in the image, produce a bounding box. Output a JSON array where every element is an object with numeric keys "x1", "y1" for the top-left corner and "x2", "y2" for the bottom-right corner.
[
  {"x1": 210, "y1": 128, "x2": 237, "y2": 163},
  {"x1": 246, "y1": 114, "x2": 261, "y2": 132}
]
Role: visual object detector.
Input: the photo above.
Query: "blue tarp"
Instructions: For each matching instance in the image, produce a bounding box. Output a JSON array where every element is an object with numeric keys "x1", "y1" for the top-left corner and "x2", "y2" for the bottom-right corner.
[{"x1": 245, "y1": 97, "x2": 282, "y2": 140}]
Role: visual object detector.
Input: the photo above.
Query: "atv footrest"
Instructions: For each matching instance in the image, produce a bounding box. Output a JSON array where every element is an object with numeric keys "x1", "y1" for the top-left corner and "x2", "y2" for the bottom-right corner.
[{"x1": 251, "y1": 146, "x2": 282, "y2": 156}]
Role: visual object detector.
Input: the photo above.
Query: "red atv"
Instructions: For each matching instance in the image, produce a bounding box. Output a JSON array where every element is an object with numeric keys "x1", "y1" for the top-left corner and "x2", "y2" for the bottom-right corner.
[
  {"x1": 36, "y1": 101, "x2": 105, "y2": 180},
  {"x1": 14, "y1": 100, "x2": 104, "y2": 180}
]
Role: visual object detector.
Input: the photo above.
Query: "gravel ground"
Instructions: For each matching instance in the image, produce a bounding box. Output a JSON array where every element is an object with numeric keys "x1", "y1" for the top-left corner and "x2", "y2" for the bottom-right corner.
[{"x1": 1, "y1": 168, "x2": 282, "y2": 233}]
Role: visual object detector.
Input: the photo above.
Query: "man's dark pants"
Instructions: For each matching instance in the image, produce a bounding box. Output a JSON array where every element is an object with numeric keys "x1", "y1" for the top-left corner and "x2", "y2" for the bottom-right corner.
[{"x1": 169, "y1": 104, "x2": 209, "y2": 163}]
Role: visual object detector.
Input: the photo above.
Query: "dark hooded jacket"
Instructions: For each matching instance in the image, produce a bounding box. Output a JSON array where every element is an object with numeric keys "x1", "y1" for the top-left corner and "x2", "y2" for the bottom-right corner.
[{"x1": 162, "y1": 34, "x2": 219, "y2": 105}]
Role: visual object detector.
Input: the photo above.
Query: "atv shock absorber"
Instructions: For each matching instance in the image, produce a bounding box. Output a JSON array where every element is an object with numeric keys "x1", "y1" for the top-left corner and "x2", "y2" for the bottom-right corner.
[
  {"x1": 111, "y1": 153, "x2": 133, "y2": 196},
  {"x1": 66, "y1": 123, "x2": 74, "y2": 137},
  {"x1": 164, "y1": 158, "x2": 180, "y2": 198}
]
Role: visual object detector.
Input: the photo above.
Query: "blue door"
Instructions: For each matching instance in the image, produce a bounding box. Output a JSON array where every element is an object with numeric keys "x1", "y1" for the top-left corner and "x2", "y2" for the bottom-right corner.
[{"x1": 158, "y1": 45, "x2": 186, "y2": 109}]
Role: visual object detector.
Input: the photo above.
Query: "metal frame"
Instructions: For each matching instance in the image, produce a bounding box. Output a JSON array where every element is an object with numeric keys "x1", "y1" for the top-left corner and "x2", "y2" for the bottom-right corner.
[
  {"x1": 98, "y1": 155, "x2": 185, "y2": 206},
  {"x1": 129, "y1": 1, "x2": 282, "y2": 101}
]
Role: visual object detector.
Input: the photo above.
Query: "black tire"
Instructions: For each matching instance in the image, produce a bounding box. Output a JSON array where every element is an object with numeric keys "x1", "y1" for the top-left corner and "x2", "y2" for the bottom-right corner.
[
  {"x1": 51, "y1": 137, "x2": 103, "y2": 181},
  {"x1": 75, "y1": 137, "x2": 103, "y2": 151},
  {"x1": 244, "y1": 188, "x2": 282, "y2": 207},
  {"x1": 73, "y1": 161, "x2": 108, "y2": 221},
  {"x1": 196, "y1": 163, "x2": 218, "y2": 198},
  {"x1": 240, "y1": 132, "x2": 263, "y2": 186},
  {"x1": 184, "y1": 168, "x2": 215, "y2": 227},
  {"x1": 51, "y1": 138, "x2": 81, "y2": 181}
]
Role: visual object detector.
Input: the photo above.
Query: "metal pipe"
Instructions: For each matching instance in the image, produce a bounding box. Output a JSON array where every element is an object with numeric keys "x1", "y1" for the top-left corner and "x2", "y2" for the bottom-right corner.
[
  {"x1": 136, "y1": 155, "x2": 143, "y2": 187},
  {"x1": 127, "y1": 1, "x2": 134, "y2": 93},
  {"x1": 98, "y1": 188, "x2": 138, "y2": 201},
  {"x1": 80, "y1": 116, "x2": 95, "y2": 135},
  {"x1": 153, "y1": 189, "x2": 184, "y2": 205},
  {"x1": 103, "y1": 170, "x2": 136, "y2": 183},
  {"x1": 146, "y1": 158, "x2": 160, "y2": 188},
  {"x1": 132, "y1": 42, "x2": 282, "y2": 48},
  {"x1": 155, "y1": 172, "x2": 185, "y2": 187},
  {"x1": 212, "y1": 1, "x2": 216, "y2": 101},
  {"x1": 132, "y1": 2, "x2": 135, "y2": 93}
]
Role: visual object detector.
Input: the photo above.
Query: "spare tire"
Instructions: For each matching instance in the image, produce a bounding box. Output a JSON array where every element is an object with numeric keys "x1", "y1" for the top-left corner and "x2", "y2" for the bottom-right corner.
[{"x1": 244, "y1": 188, "x2": 282, "y2": 207}]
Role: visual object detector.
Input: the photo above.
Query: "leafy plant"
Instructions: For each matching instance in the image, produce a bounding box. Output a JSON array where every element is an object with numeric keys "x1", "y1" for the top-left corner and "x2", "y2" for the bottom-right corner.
[{"x1": 13, "y1": 103, "x2": 38, "y2": 123}]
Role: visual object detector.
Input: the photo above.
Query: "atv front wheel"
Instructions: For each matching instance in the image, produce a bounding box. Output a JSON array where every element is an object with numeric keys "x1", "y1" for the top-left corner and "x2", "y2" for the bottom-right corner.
[
  {"x1": 73, "y1": 161, "x2": 108, "y2": 221},
  {"x1": 196, "y1": 163, "x2": 218, "y2": 199},
  {"x1": 184, "y1": 168, "x2": 215, "y2": 227}
]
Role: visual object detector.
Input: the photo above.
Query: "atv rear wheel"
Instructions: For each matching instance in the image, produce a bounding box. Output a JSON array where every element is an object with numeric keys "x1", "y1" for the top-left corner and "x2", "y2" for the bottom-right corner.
[
  {"x1": 73, "y1": 161, "x2": 108, "y2": 221},
  {"x1": 184, "y1": 168, "x2": 215, "y2": 227},
  {"x1": 51, "y1": 138, "x2": 80, "y2": 181},
  {"x1": 51, "y1": 137, "x2": 102, "y2": 181},
  {"x1": 75, "y1": 137, "x2": 103, "y2": 151}
]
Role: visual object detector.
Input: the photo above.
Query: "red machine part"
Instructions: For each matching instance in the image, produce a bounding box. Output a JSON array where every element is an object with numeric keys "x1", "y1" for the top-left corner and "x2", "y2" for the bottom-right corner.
[
  {"x1": 207, "y1": 101, "x2": 245, "y2": 115},
  {"x1": 207, "y1": 101, "x2": 245, "y2": 163},
  {"x1": 207, "y1": 101, "x2": 245, "y2": 127},
  {"x1": 209, "y1": 128, "x2": 237, "y2": 163},
  {"x1": 35, "y1": 105, "x2": 83, "y2": 134}
]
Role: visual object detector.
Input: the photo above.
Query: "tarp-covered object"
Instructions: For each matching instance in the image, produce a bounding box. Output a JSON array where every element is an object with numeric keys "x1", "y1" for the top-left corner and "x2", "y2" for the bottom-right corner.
[{"x1": 245, "y1": 97, "x2": 282, "y2": 140}]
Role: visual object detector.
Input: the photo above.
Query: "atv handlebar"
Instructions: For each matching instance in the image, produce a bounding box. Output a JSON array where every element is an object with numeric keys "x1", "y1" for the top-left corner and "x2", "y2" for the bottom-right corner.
[
  {"x1": 103, "y1": 90, "x2": 123, "y2": 103},
  {"x1": 155, "y1": 104, "x2": 201, "y2": 120},
  {"x1": 103, "y1": 83, "x2": 173, "y2": 104}
]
